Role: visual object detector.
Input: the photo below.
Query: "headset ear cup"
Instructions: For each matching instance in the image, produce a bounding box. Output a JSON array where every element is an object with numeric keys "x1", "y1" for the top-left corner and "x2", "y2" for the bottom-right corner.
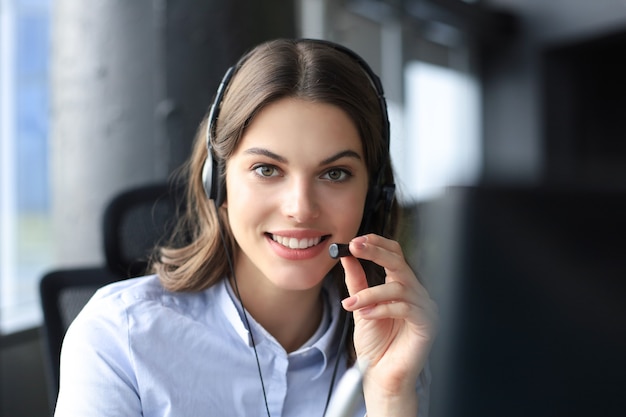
[
  {"x1": 202, "y1": 146, "x2": 225, "y2": 207},
  {"x1": 202, "y1": 155, "x2": 214, "y2": 200}
]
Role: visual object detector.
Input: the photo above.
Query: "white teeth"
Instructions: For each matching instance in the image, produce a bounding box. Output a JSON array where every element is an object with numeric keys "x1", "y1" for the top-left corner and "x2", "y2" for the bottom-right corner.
[{"x1": 272, "y1": 235, "x2": 321, "y2": 249}]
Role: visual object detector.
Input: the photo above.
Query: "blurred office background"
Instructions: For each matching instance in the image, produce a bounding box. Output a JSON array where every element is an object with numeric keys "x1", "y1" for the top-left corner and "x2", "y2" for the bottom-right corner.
[{"x1": 1, "y1": 0, "x2": 625, "y2": 416}]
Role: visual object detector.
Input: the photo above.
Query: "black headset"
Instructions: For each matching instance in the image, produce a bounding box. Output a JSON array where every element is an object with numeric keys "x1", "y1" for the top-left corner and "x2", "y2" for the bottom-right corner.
[{"x1": 202, "y1": 39, "x2": 395, "y2": 235}]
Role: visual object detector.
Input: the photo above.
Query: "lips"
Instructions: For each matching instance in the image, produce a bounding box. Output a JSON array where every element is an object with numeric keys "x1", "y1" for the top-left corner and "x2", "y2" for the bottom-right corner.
[{"x1": 270, "y1": 234, "x2": 328, "y2": 249}]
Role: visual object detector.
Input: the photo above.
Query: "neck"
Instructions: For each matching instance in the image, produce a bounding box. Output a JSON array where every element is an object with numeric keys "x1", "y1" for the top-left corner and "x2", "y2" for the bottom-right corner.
[{"x1": 229, "y1": 276, "x2": 324, "y2": 353}]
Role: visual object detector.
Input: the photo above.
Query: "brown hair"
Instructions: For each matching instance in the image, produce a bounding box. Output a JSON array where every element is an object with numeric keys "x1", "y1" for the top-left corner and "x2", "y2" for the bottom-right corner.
[{"x1": 153, "y1": 38, "x2": 400, "y2": 333}]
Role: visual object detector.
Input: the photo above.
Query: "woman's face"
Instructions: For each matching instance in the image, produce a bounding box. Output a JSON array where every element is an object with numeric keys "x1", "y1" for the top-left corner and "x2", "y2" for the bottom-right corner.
[{"x1": 224, "y1": 97, "x2": 369, "y2": 292}]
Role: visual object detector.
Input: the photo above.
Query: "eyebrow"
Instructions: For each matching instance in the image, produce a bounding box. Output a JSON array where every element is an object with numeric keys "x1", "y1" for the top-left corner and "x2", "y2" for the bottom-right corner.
[
  {"x1": 320, "y1": 150, "x2": 362, "y2": 165},
  {"x1": 243, "y1": 147, "x2": 362, "y2": 166},
  {"x1": 243, "y1": 147, "x2": 287, "y2": 163}
]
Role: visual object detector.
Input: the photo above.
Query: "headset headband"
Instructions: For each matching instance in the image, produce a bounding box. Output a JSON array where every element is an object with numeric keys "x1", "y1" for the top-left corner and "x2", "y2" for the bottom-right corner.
[{"x1": 202, "y1": 39, "x2": 395, "y2": 234}]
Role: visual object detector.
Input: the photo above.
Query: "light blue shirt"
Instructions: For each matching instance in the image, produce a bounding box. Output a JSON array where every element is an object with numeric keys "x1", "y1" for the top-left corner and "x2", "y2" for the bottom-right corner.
[{"x1": 55, "y1": 275, "x2": 430, "y2": 417}]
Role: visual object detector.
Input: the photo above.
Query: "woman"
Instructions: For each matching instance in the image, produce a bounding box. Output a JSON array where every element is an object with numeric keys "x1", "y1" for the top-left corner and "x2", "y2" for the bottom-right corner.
[{"x1": 55, "y1": 38, "x2": 437, "y2": 417}]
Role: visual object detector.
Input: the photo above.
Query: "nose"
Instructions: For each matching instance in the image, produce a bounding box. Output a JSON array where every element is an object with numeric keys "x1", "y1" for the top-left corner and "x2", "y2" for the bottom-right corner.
[{"x1": 281, "y1": 177, "x2": 320, "y2": 223}]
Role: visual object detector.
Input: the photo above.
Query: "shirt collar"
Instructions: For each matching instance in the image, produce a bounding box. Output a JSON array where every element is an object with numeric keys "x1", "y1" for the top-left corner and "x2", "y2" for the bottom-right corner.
[
  {"x1": 216, "y1": 278, "x2": 254, "y2": 346},
  {"x1": 300, "y1": 279, "x2": 344, "y2": 379},
  {"x1": 216, "y1": 277, "x2": 346, "y2": 379}
]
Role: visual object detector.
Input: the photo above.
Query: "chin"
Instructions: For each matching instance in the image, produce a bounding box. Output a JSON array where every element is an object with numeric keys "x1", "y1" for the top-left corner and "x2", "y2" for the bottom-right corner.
[{"x1": 269, "y1": 264, "x2": 332, "y2": 291}]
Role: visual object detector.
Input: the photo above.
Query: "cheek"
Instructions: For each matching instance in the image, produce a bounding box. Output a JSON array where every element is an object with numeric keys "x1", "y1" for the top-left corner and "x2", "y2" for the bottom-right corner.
[
  {"x1": 326, "y1": 188, "x2": 368, "y2": 231},
  {"x1": 224, "y1": 169, "x2": 255, "y2": 208},
  {"x1": 225, "y1": 186, "x2": 262, "y2": 226}
]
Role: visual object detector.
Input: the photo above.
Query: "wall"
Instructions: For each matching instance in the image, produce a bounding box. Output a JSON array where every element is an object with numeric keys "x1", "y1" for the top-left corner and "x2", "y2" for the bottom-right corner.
[
  {"x1": 50, "y1": 0, "x2": 295, "y2": 269},
  {"x1": 50, "y1": 0, "x2": 168, "y2": 268}
]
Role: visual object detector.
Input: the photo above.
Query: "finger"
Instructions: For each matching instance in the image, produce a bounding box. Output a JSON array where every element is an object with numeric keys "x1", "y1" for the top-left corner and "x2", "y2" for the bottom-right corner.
[
  {"x1": 358, "y1": 296, "x2": 438, "y2": 324},
  {"x1": 342, "y1": 281, "x2": 407, "y2": 311},
  {"x1": 342, "y1": 279, "x2": 428, "y2": 316},
  {"x1": 354, "y1": 236, "x2": 428, "y2": 294},
  {"x1": 348, "y1": 234, "x2": 405, "y2": 274},
  {"x1": 348, "y1": 235, "x2": 426, "y2": 295}
]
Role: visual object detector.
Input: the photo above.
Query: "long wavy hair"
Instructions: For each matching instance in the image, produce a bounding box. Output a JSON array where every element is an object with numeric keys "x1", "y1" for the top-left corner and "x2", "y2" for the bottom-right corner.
[{"x1": 151, "y1": 38, "x2": 401, "y2": 358}]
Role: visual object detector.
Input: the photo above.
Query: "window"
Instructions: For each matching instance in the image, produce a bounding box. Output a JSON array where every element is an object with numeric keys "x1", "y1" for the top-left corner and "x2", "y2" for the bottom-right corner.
[
  {"x1": 0, "y1": 0, "x2": 52, "y2": 333},
  {"x1": 401, "y1": 60, "x2": 481, "y2": 202}
]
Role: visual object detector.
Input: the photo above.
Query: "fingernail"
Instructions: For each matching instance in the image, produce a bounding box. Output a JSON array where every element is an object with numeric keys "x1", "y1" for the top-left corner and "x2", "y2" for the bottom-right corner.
[
  {"x1": 342, "y1": 296, "x2": 357, "y2": 309},
  {"x1": 351, "y1": 236, "x2": 367, "y2": 249}
]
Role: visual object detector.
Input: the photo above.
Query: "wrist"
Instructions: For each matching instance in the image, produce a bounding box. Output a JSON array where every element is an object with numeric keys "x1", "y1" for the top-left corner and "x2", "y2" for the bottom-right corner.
[{"x1": 363, "y1": 378, "x2": 418, "y2": 417}]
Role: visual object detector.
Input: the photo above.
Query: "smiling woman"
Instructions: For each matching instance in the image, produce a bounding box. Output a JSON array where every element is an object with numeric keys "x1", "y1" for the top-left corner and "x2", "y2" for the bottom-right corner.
[{"x1": 55, "y1": 38, "x2": 437, "y2": 417}]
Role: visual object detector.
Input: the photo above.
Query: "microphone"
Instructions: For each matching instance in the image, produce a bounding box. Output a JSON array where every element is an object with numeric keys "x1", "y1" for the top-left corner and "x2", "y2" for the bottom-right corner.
[{"x1": 329, "y1": 243, "x2": 352, "y2": 259}]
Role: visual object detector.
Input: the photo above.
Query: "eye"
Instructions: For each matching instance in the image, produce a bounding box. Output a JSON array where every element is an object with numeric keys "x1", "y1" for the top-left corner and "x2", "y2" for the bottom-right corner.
[
  {"x1": 322, "y1": 168, "x2": 351, "y2": 182},
  {"x1": 253, "y1": 164, "x2": 280, "y2": 178}
]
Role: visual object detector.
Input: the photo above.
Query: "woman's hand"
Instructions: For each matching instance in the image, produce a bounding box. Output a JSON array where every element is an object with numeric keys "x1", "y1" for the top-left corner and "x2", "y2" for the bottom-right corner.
[{"x1": 340, "y1": 234, "x2": 438, "y2": 416}]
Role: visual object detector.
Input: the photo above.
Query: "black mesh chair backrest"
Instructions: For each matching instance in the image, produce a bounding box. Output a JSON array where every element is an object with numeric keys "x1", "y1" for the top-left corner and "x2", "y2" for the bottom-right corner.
[{"x1": 103, "y1": 182, "x2": 185, "y2": 278}]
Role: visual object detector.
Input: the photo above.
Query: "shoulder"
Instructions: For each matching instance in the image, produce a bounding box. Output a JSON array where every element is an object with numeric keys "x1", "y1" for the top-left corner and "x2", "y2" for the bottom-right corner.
[
  {"x1": 92, "y1": 274, "x2": 165, "y2": 303},
  {"x1": 64, "y1": 275, "x2": 163, "y2": 345},
  {"x1": 61, "y1": 275, "x2": 227, "y2": 373},
  {"x1": 67, "y1": 275, "x2": 222, "y2": 343},
  {"x1": 85, "y1": 274, "x2": 227, "y2": 322}
]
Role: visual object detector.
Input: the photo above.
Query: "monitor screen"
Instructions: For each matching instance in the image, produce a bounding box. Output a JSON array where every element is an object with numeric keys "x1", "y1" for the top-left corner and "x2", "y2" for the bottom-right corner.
[{"x1": 418, "y1": 186, "x2": 626, "y2": 417}]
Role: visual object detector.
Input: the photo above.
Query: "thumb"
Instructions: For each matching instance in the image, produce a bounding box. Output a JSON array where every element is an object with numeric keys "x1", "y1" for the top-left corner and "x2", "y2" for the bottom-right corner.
[{"x1": 340, "y1": 254, "x2": 369, "y2": 297}]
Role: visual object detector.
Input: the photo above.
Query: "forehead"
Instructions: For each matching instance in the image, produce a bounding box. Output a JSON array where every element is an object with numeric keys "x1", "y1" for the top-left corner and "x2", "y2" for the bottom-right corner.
[{"x1": 233, "y1": 98, "x2": 364, "y2": 160}]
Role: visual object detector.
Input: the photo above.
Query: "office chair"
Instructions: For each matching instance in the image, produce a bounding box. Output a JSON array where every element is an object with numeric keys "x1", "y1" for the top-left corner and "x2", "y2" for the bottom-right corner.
[
  {"x1": 39, "y1": 181, "x2": 184, "y2": 410},
  {"x1": 103, "y1": 182, "x2": 185, "y2": 278},
  {"x1": 39, "y1": 266, "x2": 120, "y2": 406}
]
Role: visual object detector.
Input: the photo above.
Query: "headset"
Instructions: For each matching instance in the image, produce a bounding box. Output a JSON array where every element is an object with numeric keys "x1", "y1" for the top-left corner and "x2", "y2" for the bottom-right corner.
[{"x1": 202, "y1": 39, "x2": 395, "y2": 236}]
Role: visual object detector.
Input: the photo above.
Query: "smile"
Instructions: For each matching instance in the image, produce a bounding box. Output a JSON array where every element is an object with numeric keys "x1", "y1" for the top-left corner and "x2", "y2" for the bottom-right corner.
[{"x1": 270, "y1": 234, "x2": 327, "y2": 249}]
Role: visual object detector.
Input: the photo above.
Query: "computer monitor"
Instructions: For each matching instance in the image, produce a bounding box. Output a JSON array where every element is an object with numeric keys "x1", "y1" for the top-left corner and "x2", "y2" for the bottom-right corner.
[{"x1": 418, "y1": 185, "x2": 626, "y2": 417}]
